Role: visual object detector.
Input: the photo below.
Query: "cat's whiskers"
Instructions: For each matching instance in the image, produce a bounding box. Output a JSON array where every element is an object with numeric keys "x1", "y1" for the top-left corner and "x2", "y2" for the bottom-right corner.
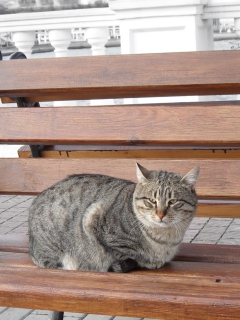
[{"x1": 171, "y1": 217, "x2": 190, "y2": 240}]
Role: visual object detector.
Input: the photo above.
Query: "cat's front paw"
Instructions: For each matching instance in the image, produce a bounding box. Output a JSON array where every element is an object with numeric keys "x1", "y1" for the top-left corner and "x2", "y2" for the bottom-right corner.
[{"x1": 109, "y1": 259, "x2": 139, "y2": 273}]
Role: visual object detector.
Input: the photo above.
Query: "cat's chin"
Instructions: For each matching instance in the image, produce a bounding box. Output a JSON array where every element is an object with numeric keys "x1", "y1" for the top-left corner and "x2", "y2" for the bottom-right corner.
[
  {"x1": 158, "y1": 221, "x2": 170, "y2": 228},
  {"x1": 150, "y1": 219, "x2": 169, "y2": 229}
]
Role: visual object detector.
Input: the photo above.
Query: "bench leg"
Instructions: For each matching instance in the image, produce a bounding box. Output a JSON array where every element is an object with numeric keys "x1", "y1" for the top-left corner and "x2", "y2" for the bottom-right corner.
[{"x1": 49, "y1": 311, "x2": 64, "y2": 320}]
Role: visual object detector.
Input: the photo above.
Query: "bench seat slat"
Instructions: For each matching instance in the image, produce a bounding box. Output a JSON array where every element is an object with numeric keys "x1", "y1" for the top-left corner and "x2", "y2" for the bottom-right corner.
[
  {"x1": 1, "y1": 235, "x2": 240, "y2": 264},
  {"x1": 0, "y1": 251, "x2": 240, "y2": 280},
  {"x1": 1, "y1": 51, "x2": 240, "y2": 102},
  {"x1": 1, "y1": 104, "x2": 240, "y2": 146},
  {"x1": 0, "y1": 234, "x2": 29, "y2": 253},
  {"x1": 1, "y1": 158, "x2": 240, "y2": 201},
  {"x1": 0, "y1": 264, "x2": 240, "y2": 319}
]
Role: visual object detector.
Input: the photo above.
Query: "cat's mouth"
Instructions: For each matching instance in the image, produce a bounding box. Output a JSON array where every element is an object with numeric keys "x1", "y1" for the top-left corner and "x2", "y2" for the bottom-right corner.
[{"x1": 158, "y1": 220, "x2": 168, "y2": 228}]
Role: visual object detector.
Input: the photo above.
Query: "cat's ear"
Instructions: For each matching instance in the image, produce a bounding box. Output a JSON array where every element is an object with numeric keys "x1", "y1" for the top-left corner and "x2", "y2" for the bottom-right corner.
[
  {"x1": 136, "y1": 163, "x2": 150, "y2": 184},
  {"x1": 180, "y1": 166, "x2": 200, "y2": 190}
]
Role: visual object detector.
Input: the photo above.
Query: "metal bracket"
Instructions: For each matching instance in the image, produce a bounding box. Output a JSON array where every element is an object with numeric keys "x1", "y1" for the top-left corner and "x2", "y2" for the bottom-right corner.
[
  {"x1": 9, "y1": 52, "x2": 43, "y2": 158},
  {"x1": 49, "y1": 311, "x2": 64, "y2": 320}
]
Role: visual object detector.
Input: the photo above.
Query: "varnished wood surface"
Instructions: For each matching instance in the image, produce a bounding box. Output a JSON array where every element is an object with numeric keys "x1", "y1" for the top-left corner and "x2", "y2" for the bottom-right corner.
[
  {"x1": 0, "y1": 252, "x2": 34, "y2": 267},
  {"x1": 1, "y1": 51, "x2": 240, "y2": 102},
  {"x1": 1, "y1": 158, "x2": 240, "y2": 201},
  {"x1": 18, "y1": 145, "x2": 240, "y2": 159},
  {"x1": 2, "y1": 103, "x2": 240, "y2": 146},
  {"x1": 0, "y1": 234, "x2": 29, "y2": 253},
  {"x1": 0, "y1": 264, "x2": 240, "y2": 319},
  {"x1": 1, "y1": 234, "x2": 240, "y2": 264},
  {"x1": 197, "y1": 200, "x2": 240, "y2": 218},
  {"x1": 1, "y1": 250, "x2": 240, "y2": 274},
  {"x1": 176, "y1": 243, "x2": 240, "y2": 264}
]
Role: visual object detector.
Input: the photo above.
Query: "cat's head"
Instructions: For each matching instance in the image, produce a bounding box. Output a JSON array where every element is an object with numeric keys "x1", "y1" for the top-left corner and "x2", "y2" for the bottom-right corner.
[{"x1": 133, "y1": 163, "x2": 200, "y2": 233}]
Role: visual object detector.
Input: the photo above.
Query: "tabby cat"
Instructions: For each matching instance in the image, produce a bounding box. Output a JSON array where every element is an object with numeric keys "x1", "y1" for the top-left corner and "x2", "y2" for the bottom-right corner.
[{"x1": 28, "y1": 163, "x2": 199, "y2": 273}]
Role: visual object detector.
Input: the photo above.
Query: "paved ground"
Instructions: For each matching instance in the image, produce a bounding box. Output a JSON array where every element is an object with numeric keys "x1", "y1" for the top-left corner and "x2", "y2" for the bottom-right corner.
[{"x1": 0, "y1": 194, "x2": 240, "y2": 320}]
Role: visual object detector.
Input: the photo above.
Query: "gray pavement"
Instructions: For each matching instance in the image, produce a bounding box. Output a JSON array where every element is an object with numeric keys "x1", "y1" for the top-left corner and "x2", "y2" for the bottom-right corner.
[{"x1": 0, "y1": 194, "x2": 240, "y2": 320}]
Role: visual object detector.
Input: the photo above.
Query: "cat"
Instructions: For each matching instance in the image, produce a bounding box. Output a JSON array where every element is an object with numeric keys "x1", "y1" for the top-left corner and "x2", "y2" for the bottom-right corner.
[{"x1": 28, "y1": 163, "x2": 199, "y2": 273}]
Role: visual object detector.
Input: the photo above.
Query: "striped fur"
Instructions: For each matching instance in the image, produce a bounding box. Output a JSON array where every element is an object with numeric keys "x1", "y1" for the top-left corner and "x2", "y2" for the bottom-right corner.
[{"x1": 28, "y1": 164, "x2": 199, "y2": 272}]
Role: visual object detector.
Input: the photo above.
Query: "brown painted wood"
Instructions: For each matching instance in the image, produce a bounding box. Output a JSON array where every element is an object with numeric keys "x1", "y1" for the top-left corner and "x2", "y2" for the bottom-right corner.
[
  {"x1": 1, "y1": 250, "x2": 240, "y2": 274},
  {"x1": 176, "y1": 243, "x2": 240, "y2": 264},
  {"x1": 0, "y1": 265, "x2": 240, "y2": 319},
  {"x1": 0, "y1": 234, "x2": 29, "y2": 253},
  {"x1": 0, "y1": 97, "x2": 14, "y2": 104},
  {"x1": 2, "y1": 103, "x2": 240, "y2": 146},
  {"x1": 1, "y1": 234, "x2": 239, "y2": 265},
  {"x1": 18, "y1": 145, "x2": 240, "y2": 159},
  {"x1": 0, "y1": 252, "x2": 34, "y2": 267},
  {"x1": 1, "y1": 158, "x2": 240, "y2": 201},
  {"x1": 135, "y1": 261, "x2": 240, "y2": 279},
  {"x1": 1, "y1": 249, "x2": 240, "y2": 285},
  {"x1": 1, "y1": 51, "x2": 240, "y2": 102},
  {"x1": 197, "y1": 200, "x2": 240, "y2": 218}
]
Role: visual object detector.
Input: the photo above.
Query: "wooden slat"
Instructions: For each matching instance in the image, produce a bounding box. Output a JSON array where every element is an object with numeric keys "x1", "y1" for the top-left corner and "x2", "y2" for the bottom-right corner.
[
  {"x1": 1, "y1": 97, "x2": 14, "y2": 104},
  {"x1": 0, "y1": 234, "x2": 28, "y2": 253},
  {"x1": 1, "y1": 234, "x2": 239, "y2": 264},
  {"x1": 1, "y1": 250, "x2": 240, "y2": 278},
  {"x1": 1, "y1": 158, "x2": 240, "y2": 201},
  {"x1": 2, "y1": 103, "x2": 240, "y2": 146},
  {"x1": 197, "y1": 200, "x2": 240, "y2": 218},
  {"x1": 176, "y1": 243, "x2": 240, "y2": 264},
  {"x1": 0, "y1": 264, "x2": 240, "y2": 319},
  {"x1": 1, "y1": 250, "x2": 240, "y2": 269},
  {"x1": 1, "y1": 51, "x2": 240, "y2": 102},
  {"x1": 136, "y1": 261, "x2": 240, "y2": 278},
  {"x1": 17, "y1": 145, "x2": 240, "y2": 159},
  {"x1": 0, "y1": 252, "x2": 34, "y2": 268}
]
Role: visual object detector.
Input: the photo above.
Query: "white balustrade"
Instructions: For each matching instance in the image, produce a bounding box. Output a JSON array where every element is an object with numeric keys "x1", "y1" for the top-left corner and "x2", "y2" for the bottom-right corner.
[
  {"x1": 109, "y1": 0, "x2": 213, "y2": 54},
  {"x1": 85, "y1": 27, "x2": 109, "y2": 55},
  {"x1": 235, "y1": 18, "x2": 240, "y2": 37},
  {"x1": 109, "y1": 0, "x2": 213, "y2": 103},
  {"x1": 48, "y1": 29, "x2": 72, "y2": 58},
  {"x1": 1, "y1": 1, "x2": 239, "y2": 60},
  {"x1": 85, "y1": 26, "x2": 114, "y2": 106},
  {"x1": 12, "y1": 31, "x2": 35, "y2": 58}
]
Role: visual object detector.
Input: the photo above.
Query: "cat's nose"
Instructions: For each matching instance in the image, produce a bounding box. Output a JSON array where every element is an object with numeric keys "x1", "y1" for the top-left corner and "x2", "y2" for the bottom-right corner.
[{"x1": 157, "y1": 207, "x2": 167, "y2": 220}]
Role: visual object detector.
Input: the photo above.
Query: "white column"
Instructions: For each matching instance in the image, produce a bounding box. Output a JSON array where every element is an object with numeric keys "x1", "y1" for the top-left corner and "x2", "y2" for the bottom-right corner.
[
  {"x1": 234, "y1": 18, "x2": 240, "y2": 37},
  {"x1": 48, "y1": 29, "x2": 74, "y2": 106},
  {"x1": 109, "y1": 0, "x2": 213, "y2": 103},
  {"x1": 85, "y1": 27, "x2": 109, "y2": 56},
  {"x1": 12, "y1": 31, "x2": 35, "y2": 58},
  {"x1": 109, "y1": 0, "x2": 213, "y2": 55},
  {"x1": 48, "y1": 29, "x2": 72, "y2": 58},
  {"x1": 85, "y1": 27, "x2": 114, "y2": 105}
]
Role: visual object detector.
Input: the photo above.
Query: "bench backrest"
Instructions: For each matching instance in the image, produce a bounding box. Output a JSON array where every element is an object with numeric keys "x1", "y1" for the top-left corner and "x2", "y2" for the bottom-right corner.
[{"x1": 1, "y1": 50, "x2": 240, "y2": 218}]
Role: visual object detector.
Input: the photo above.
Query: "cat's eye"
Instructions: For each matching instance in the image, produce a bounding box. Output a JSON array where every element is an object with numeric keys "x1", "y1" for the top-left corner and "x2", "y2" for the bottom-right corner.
[{"x1": 168, "y1": 199, "x2": 178, "y2": 205}]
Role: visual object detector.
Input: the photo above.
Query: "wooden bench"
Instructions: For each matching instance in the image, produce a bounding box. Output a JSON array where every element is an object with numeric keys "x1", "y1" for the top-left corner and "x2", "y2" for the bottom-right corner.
[{"x1": 0, "y1": 50, "x2": 240, "y2": 320}]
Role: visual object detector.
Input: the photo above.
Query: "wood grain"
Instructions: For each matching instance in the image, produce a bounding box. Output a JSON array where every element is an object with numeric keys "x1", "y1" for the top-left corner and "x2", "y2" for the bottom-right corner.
[
  {"x1": 1, "y1": 250, "x2": 240, "y2": 279},
  {"x1": 0, "y1": 252, "x2": 34, "y2": 268},
  {"x1": 197, "y1": 200, "x2": 240, "y2": 218},
  {"x1": 1, "y1": 158, "x2": 240, "y2": 201},
  {"x1": 176, "y1": 243, "x2": 240, "y2": 264},
  {"x1": 2, "y1": 103, "x2": 240, "y2": 146},
  {"x1": 0, "y1": 265, "x2": 240, "y2": 319},
  {"x1": 18, "y1": 145, "x2": 240, "y2": 160},
  {"x1": 1, "y1": 234, "x2": 239, "y2": 264},
  {"x1": 0, "y1": 234, "x2": 29, "y2": 253},
  {"x1": 1, "y1": 51, "x2": 240, "y2": 102}
]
